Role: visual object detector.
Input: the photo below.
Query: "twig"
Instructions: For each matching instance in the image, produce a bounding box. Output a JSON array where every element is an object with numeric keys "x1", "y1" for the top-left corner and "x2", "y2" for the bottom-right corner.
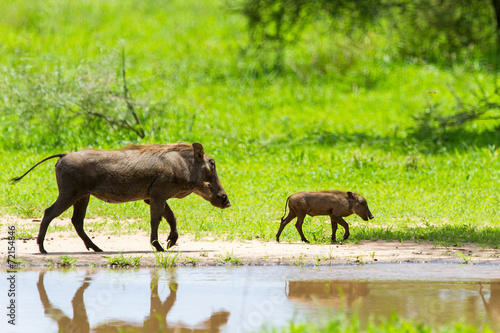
[
  {"x1": 73, "y1": 102, "x2": 146, "y2": 138},
  {"x1": 121, "y1": 49, "x2": 145, "y2": 138}
]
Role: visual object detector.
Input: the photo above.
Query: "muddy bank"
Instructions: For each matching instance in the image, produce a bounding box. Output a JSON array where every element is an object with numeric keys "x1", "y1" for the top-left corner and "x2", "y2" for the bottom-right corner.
[{"x1": 1, "y1": 217, "x2": 500, "y2": 267}]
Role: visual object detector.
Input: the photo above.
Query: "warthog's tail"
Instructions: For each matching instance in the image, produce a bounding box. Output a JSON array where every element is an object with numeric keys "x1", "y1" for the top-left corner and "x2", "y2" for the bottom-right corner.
[
  {"x1": 280, "y1": 196, "x2": 291, "y2": 222},
  {"x1": 10, "y1": 154, "x2": 67, "y2": 184}
]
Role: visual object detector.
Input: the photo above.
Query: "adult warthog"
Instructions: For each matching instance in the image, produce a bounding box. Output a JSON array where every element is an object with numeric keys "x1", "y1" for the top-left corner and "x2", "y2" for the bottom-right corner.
[{"x1": 11, "y1": 143, "x2": 231, "y2": 253}]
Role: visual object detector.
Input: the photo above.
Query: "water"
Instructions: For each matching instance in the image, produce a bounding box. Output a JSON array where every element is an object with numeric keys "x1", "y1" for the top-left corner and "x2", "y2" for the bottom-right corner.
[{"x1": 2, "y1": 263, "x2": 499, "y2": 332}]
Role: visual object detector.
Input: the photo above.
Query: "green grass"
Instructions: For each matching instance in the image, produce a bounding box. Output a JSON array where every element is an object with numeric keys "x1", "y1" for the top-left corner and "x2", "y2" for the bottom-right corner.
[
  {"x1": 1, "y1": 0, "x2": 499, "y2": 249},
  {"x1": 105, "y1": 253, "x2": 142, "y2": 267},
  {"x1": 153, "y1": 248, "x2": 180, "y2": 268},
  {"x1": 262, "y1": 312, "x2": 495, "y2": 333},
  {"x1": 58, "y1": 255, "x2": 77, "y2": 267},
  {"x1": 216, "y1": 251, "x2": 242, "y2": 265}
]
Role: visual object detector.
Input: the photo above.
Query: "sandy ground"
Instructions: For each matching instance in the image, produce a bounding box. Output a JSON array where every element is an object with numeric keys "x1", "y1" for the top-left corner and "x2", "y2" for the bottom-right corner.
[{"x1": 1, "y1": 217, "x2": 500, "y2": 267}]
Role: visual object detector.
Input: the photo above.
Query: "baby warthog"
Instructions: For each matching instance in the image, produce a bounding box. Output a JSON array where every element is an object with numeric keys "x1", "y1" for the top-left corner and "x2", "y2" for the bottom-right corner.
[
  {"x1": 276, "y1": 190, "x2": 374, "y2": 243},
  {"x1": 11, "y1": 142, "x2": 231, "y2": 254}
]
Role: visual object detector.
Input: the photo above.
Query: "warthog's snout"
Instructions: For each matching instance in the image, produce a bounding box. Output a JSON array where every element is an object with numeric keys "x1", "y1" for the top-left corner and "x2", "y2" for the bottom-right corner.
[
  {"x1": 362, "y1": 213, "x2": 374, "y2": 221},
  {"x1": 218, "y1": 193, "x2": 231, "y2": 209}
]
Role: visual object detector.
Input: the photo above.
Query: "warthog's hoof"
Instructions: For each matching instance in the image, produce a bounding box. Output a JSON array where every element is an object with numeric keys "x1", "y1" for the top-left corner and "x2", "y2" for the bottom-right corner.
[
  {"x1": 38, "y1": 243, "x2": 47, "y2": 254},
  {"x1": 166, "y1": 232, "x2": 179, "y2": 249},
  {"x1": 151, "y1": 240, "x2": 165, "y2": 252},
  {"x1": 85, "y1": 243, "x2": 103, "y2": 252}
]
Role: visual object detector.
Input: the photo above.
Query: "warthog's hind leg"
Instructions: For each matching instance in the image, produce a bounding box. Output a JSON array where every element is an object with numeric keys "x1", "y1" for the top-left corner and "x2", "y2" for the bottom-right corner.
[
  {"x1": 71, "y1": 195, "x2": 102, "y2": 252},
  {"x1": 37, "y1": 195, "x2": 75, "y2": 254},
  {"x1": 276, "y1": 210, "x2": 297, "y2": 242}
]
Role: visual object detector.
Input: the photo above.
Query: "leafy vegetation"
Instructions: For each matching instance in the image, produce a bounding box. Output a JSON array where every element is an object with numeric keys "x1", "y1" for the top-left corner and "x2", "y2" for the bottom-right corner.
[
  {"x1": 1, "y1": 0, "x2": 499, "y2": 250},
  {"x1": 238, "y1": 0, "x2": 498, "y2": 69},
  {"x1": 105, "y1": 253, "x2": 142, "y2": 267}
]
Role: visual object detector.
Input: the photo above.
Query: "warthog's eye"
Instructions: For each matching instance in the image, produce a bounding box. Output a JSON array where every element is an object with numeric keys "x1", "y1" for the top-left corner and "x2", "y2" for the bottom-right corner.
[{"x1": 209, "y1": 159, "x2": 216, "y2": 168}]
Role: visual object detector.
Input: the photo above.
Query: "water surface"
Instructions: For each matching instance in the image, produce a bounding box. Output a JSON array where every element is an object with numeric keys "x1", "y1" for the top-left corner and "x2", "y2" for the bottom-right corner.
[{"x1": 2, "y1": 263, "x2": 499, "y2": 332}]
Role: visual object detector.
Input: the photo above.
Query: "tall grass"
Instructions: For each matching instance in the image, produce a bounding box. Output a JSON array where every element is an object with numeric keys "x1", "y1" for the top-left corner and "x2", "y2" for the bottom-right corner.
[{"x1": 1, "y1": 0, "x2": 499, "y2": 247}]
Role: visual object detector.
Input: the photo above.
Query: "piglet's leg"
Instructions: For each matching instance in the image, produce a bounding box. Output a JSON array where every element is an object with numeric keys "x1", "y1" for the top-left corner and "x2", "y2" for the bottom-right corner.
[
  {"x1": 295, "y1": 212, "x2": 309, "y2": 243},
  {"x1": 332, "y1": 216, "x2": 350, "y2": 241},
  {"x1": 329, "y1": 216, "x2": 338, "y2": 243},
  {"x1": 276, "y1": 211, "x2": 297, "y2": 242}
]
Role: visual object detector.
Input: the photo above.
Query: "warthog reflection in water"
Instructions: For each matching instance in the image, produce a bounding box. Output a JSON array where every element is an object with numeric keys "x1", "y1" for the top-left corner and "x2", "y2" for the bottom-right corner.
[{"x1": 36, "y1": 271, "x2": 230, "y2": 332}]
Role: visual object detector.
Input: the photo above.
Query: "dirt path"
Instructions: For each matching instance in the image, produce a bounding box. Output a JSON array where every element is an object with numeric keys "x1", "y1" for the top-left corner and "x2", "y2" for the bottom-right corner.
[{"x1": 2, "y1": 217, "x2": 500, "y2": 267}]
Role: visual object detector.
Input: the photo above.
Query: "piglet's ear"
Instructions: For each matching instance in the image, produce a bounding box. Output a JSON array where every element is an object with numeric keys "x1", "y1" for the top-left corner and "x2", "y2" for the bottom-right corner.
[
  {"x1": 347, "y1": 191, "x2": 355, "y2": 200},
  {"x1": 192, "y1": 143, "x2": 204, "y2": 162}
]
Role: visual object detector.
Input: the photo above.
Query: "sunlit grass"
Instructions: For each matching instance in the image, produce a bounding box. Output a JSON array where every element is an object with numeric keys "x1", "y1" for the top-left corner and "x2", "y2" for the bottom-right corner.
[{"x1": 1, "y1": 0, "x2": 499, "y2": 249}]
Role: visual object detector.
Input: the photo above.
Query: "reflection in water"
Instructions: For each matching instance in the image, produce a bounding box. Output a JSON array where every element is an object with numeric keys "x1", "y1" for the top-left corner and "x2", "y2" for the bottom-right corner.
[
  {"x1": 36, "y1": 271, "x2": 230, "y2": 333},
  {"x1": 287, "y1": 281, "x2": 369, "y2": 307},
  {"x1": 20, "y1": 265, "x2": 500, "y2": 332},
  {"x1": 480, "y1": 280, "x2": 500, "y2": 331},
  {"x1": 37, "y1": 272, "x2": 90, "y2": 333},
  {"x1": 286, "y1": 279, "x2": 500, "y2": 330}
]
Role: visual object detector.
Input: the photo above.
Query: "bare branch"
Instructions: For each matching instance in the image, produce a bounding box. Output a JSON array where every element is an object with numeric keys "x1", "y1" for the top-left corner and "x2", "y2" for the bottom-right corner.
[
  {"x1": 73, "y1": 102, "x2": 146, "y2": 138},
  {"x1": 121, "y1": 49, "x2": 145, "y2": 138}
]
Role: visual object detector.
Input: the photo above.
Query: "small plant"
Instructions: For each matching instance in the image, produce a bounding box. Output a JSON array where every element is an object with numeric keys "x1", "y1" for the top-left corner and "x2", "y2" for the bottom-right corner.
[
  {"x1": 106, "y1": 253, "x2": 141, "y2": 267},
  {"x1": 153, "y1": 248, "x2": 180, "y2": 268},
  {"x1": 354, "y1": 255, "x2": 365, "y2": 264},
  {"x1": 7, "y1": 257, "x2": 26, "y2": 266},
  {"x1": 216, "y1": 251, "x2": 242, "y2": 265},
  {"x1": 59, "y1": 255, "x2": 77, "y2": 267},
  {"x1": 199, "y1": 251, "x2": 208, "y2": 257},
  {"x1": 457, "y1": 252, "x2": 472, "y2": 264},
  {"x1": 293, "y1": 253, "x2": 307, "y2": 266},
  {"x1": 46, "y1": 258, "x2": 54, "y2": 267},
  {"x1": 186, "y1": 256, "x2": 200, "y2": 265},
  {"x1": 369, "y1": 252, "x2": 377, "y2": 261},
  {"x1": 322, "y1": 247, "x2": 335, "y2": 261}
]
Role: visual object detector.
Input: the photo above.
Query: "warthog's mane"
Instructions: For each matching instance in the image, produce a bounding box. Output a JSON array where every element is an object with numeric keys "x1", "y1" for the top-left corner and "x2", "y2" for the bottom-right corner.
[{"x1": 122, "y1": 143, "x2": 193, "y2": 154}]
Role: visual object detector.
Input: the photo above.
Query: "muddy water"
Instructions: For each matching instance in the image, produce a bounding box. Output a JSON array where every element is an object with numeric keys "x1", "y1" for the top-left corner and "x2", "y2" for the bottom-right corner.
[{"x1": 2, "y1": 263, "x2": 500, "y2": 332}]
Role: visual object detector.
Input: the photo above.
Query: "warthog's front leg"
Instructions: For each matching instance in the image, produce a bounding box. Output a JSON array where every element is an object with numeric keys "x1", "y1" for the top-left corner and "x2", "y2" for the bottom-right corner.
[
  {"x1": 147, "y1": 198, "x2": 167, "y2": 252},
  {"x1": 162, "y1": 202, "x2": 178, "y2": 249},
  {"x1": 329, "y1": 217, "x2": 338, "y2": 243},
  {"x1": 145, "y1": 199, "x2": 178, "y2": 251},
  {"x1": 332, "y1": 216, "x2": 350, "y2": 241}
]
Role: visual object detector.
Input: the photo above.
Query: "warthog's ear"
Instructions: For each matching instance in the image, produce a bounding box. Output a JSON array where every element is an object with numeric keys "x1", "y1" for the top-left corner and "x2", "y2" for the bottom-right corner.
[
  {"x1": 347, "y1": 191, "x2": 355, "y2": 200},
  {"x1": 193, "y1": 142, "x2": 204, "y2": 162}
]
